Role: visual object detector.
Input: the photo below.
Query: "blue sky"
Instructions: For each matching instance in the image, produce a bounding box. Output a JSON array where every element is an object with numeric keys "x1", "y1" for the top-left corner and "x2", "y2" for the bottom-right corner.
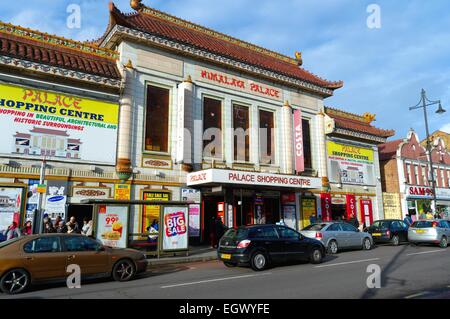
[{"x1": 1, "y1": 0, "x2": 449, "y2": 140}]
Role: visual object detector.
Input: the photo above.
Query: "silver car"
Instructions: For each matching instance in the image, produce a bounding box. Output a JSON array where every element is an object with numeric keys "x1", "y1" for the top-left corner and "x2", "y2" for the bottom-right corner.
[
  {"x1": 300, "y1": 222, "x2": 373, "y2": 254},
  {"x1": 408, "y1": 220, "x2": 450, "y2": 248}
]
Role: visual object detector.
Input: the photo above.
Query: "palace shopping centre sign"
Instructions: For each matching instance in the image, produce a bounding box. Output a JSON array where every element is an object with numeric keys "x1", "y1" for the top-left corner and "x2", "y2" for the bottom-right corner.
[{"x1": 187, "y1": 169, "x2": 322, "y2": 189}]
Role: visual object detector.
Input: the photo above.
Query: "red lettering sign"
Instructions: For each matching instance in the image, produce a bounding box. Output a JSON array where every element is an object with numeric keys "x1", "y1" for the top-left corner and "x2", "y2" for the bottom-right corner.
[
  {"x1": 294, "y1": 109, "x2": 304, "y2": 173},
  {"x1": 321, "y1": 193, "x2": 332, "y2": 222}
]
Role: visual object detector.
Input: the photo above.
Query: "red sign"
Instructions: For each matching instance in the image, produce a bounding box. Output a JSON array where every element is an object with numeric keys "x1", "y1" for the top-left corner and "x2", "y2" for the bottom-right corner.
[
  {"x1": 294, "y1": 109, "x2": 304, "y2": 173},
  {"x1": 281, "y1": 193, "x2": 296, "y2": 205},
  {"x1": 346, "y1": 195, "x2": 357, "y2": 219},
  {"x1": 320, "y1": 193, "x2": 332, "y2": 221},
  {"x1": 408, "y1": 186, "x2": 433, "y2": 197},
  {"x1": 360, "y1": 199, "x2": 373, "y2": 226}
]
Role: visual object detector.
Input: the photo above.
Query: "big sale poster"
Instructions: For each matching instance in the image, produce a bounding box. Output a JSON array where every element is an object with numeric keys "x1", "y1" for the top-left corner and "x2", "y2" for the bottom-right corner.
[
  {"x1": 96, "y1": 205, "x2": 128, "y2": 249},
  {"x1": 162, "y1": 206, "x2": 189, "y2": 251}
]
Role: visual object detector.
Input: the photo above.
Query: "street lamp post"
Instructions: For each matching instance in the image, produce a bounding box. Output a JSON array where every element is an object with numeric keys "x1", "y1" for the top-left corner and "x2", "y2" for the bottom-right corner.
[{"x1": 409, "y1": 89, "x2": 446, "y2": 215}]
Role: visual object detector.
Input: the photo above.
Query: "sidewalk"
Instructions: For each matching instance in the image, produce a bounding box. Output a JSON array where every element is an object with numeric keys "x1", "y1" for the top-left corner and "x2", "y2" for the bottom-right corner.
[{"x1": 146, "y1": 246, "x2": 218, "y2": 267}]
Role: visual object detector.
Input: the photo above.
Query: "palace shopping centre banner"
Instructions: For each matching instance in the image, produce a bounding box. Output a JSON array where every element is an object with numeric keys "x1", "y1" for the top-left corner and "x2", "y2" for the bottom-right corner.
[
  {"x1": 0, "y1": 83, "x2": 119, "y2": 164},
  {"x1": 327, "y1": 141, "x2": 376, "y2": 186}
]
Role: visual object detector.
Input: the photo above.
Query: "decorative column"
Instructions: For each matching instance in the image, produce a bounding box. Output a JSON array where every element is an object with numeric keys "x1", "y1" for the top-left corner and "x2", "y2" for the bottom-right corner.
[
  {"x1": 176, "y1": 75, "x2": 195, "y2": 171},
  {"x1": 116, "y1": 63, "x2": 134, "y2": 181},
  {"x1": 281, "y1": 101, "x2": 294, "y2": 175}
]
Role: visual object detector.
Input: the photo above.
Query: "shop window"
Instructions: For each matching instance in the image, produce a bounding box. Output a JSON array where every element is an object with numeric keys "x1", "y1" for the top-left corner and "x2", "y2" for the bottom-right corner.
[
  {"x1": 233, "y1": 104, "x2": 250, "y2": 162},
  {"x1": 302, "y1": 119, "x2": 312, "y2": 170},
  {"x1": 259, "y1": 110, "x2": 274, "y2": 164},
  {"x1": 145, "y1": 85, "x2": 170, "y2": 153},
  {"x1": 203, "y1": 97, "x2": 222, "y2": 159}
]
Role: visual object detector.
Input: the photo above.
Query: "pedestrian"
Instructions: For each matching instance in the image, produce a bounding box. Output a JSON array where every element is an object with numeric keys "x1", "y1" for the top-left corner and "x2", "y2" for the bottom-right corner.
[
  {"x1": 2, "y1": 222, "x2": 21, "y2": 241},
  {"x1": 403, "y1": 214, "x2": 413, "y2": 226},
  {"x1": 53, "y1": 216, "x2": 62, "y2": 228},
  {"x1": 426, "y1": 211, "x2": 433, "y2": 220},
  {"x1": 348, "y1": 214, "x2": 359, "y2": 229},
  {"x1": 56, "y1": 221, "x2": 68, "y2": 234},
  {"x1": 67, "y1": 216, "x2": 80, "y2": 233},
  {"x1": 86, "y1": 220, "x2": 94, "y2": 238},
  {"x1": 147, "y1": 219, "x2": 159, "y2": 242},
  {"x1": 215, "y1": 217, "x2": 227, "y2": 242},
  {"x1": 210, "y1": 216, "x2": 218, "y2": 249},
  {"x1": 309, "y1": 213, "x2": 317, "y2": 225},
  {"x1": 81, "y1": 217, "x2": 91, "y2": 236},
  {"x1": 43, "y1": 217, "x2": 56, "y2": 233},
  {"x1": 21, "y1": 220, "x2": 33, "y2": 236}
]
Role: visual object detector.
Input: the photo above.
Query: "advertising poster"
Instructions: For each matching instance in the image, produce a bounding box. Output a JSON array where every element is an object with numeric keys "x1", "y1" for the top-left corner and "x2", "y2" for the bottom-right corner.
[
  {"x1": 383, "y1": 193, "x2": 402, "y2": 220},
  {"x1": 327, "y1": 141, "x2": 375, "y2": 185},
  {"x1": 96, "y1": 205, "x2": 128, "y2": 248},
  {"x1": 114, "y1": 184, "x2": 131, "y2": 200},
  {"x1": 188, "y1": 204, "x2": 200, "y2": 237},
  {"x1": 181, "y1": 188, "x2": 201, "y2": 203},
  {"x1": 301, "y1": 198, "x2": 317, "y2": 228},
  {"x1": 26, "y1": 179, "x2": 39, "y2": 222},
  {"x1": 162, "y1": 206, "x2": 189, "y2": 251},
  {"x1": 0, "y1": 83, "x2": 119, "y2": 164},
  {"x1": 44, "y1": 181, "x2": 68, "y2": 220},
  {"x1": 0, "y1": 187, "x2": 23, "y2": 231},
  {"x1": 142, "y1": 191, "x2": 171, "y2": 232},
  {"x1": 282, "y1": 206, "x2": 297, "y2": 230}
]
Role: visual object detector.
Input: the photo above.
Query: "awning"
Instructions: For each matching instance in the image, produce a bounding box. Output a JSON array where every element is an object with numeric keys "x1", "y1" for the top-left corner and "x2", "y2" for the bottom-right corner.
[
  {"x1": 187, "y1": 169, "x2": 322, "y2": 190},
  {"x1": 436, "y1": 200, "x2": 450, "y2": 206}
]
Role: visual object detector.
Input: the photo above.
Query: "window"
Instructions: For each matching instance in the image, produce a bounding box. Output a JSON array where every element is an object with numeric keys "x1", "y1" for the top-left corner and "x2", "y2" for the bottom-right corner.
[
  {"x1": 203, "y1": 97, "x2": 222, "y2": 159},
  {"x1": 447, "y1": 170, "x2": 450, "y2": 187},
  {"x1": 327, "y1": 224, "x2": 343, "y2": 232},
  {"x1": 233, "y1": 105, "x2": 250, "y2": 162},
  {"x1": 277, "y1": 227, "x2": 299, "y2": 239},
  {"x1": 303, "y1": 224, "x2": 327, "y2": 231},
  {"x1": 249, "y1": 227, "x2": 278, "y2": 239},
  {"x1": 406, "y1": 164, "x2": 412, "y2": 184},
  {"x1": 145, "y1": 85, "x2": 170, "y2": 152},
  {"x1": 421, "y1": 166, "x2": 428, "y2": 186},
  {"x1": 302, "y1": 119, "x2": 312, "y2": 170},
  {"x1": 341, "y1": 223, "x2": 358, "y2": 232},
  {"x1": 259, "y1": 110, "x2": 274, "y2": 164},
  {"x1": 371, "y1": 221, "x2": 390, "y2": 230},
  {"x1": 414, "y1": 165, "x2": 419, "y2": 185},
  {"x1": 438, "y1": 221, "x2": 449, "y2": 229},
  {"x1": 24, "y1": 237, "x2": 61, "y2": 253},
  {"x1": 62, "y1": 236, "x2": 101, "y2": 252}
]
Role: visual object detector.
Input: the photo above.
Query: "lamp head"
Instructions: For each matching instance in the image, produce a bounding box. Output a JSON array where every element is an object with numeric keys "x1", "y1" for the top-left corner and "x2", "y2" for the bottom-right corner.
[{"x1": 436, "y1": 102, "x2": 446, "y2": 115}]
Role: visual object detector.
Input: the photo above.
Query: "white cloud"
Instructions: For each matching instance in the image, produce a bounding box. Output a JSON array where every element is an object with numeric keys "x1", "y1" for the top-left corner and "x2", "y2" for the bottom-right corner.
[{"x1": 441, "y1": 123, "x2": 450, "y2": 134}]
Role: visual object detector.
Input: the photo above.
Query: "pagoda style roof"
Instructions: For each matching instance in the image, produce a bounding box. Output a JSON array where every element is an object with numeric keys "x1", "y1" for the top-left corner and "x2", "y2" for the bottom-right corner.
[
  {"x1": 325, "y1": 106, "x2": 396, "y2": 142},
  {"x1": 29, "y1": 127, "x2": 70, "y2": 136},
  {"x1": 0, "y1": 21, "x2": 121, "y2": 86},
  {"x1": 99, "y1": 1, "x2": 343, "y2": 95}
]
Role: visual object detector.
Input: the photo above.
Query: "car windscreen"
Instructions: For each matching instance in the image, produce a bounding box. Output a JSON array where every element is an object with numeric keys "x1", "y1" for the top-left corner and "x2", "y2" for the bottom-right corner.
[
  {"x1": 411, "y1": 221, "x2": 433, "y2": 228},
  {"x1": 303, "y1": 224, "x2": 327, "y2": 231},
  {"x1": 223, "y1": 228, "x2": 249, "y2": 240},
  {"x1": 0, "y1": 237, "x2": 21, "y2": 249},
  {"x1": 371, "y1": 221, "x2": 390, "y2": 230}
]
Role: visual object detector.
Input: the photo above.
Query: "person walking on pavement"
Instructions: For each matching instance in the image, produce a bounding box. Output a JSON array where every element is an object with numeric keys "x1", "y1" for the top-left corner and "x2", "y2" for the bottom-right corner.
[
  {"x1": 2, "y1": 222, "x2": 21, "y2": 241},
  {"x1": 215, "y1": 217, "x2": 227, "y2": 242},
  {"x1": 348, "y1": 214, "x2": 360, "y2": 229},
  {"x1": 67, "y1": 216, "x2": 80, "y2": 234},
  {"x1": 21, "y1": 220, "x2": 33, "y2": 236},
  {"x1": 309, "y1": 213, "x2": 317, "y2": 225},
  {"x1": 56, "y1": 221, "x2": 68, "y2": 234},
  {"x1": 403, "y1": 214, "x2": 413, "y2": 226},
  {"x1": 210, "y1": 216, "x2": 218, "y2": 249}
]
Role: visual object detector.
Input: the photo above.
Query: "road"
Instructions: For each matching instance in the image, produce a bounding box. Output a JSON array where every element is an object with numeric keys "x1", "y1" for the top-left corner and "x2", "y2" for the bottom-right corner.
[{"x1": 2, "y1": 243, "x2": 450, "y2": 299}]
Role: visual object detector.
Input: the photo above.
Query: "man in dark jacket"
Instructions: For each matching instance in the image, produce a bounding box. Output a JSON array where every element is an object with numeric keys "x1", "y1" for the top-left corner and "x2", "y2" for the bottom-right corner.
[{"x1": 348, "y1": 214, "x2": 360, "y2": 229}]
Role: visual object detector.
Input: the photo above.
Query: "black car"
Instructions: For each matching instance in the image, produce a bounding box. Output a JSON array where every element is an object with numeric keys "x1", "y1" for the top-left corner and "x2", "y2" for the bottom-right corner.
[
  {"x1": 217, "y1": 224, "x2": 326, "y2": 271},
  {"x1": 366, "y1": 219, "x2": 409, "y2": 246}
]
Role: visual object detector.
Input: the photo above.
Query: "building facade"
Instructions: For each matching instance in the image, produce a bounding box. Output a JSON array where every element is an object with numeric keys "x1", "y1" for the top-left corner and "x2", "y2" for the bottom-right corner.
[{"x1": 379, "y1": 130, "x2": 450, "y2": 221}]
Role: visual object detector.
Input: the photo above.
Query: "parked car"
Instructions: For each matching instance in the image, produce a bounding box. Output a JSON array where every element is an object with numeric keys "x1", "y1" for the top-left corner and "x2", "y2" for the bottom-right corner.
[
  {"x1": 218, "y1": 224, "x2": 326, "y2": 271},
  {"x1": 408, "y1": 220, "x2": 450, "y2": 248},
  {"x1": 366, "y1": 219, "x2": 409, "y2": 246},
  {"x1": 0, "y1": 234, "x2": 148, "y2": 295},
  {"x1": 300, "y1": 222, "x2": 373, "y2": 254}
]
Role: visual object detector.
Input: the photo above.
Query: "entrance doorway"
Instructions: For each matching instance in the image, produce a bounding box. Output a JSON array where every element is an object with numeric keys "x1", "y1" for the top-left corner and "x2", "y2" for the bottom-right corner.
[
  {"x1": 202, "y1": 196, "x2": 223, "y2": 245},
  {"x1": 67, "y1": 205, "x2": 93, "y2": 229},
  {"x1": 331, "y1": 204, "x2": 346, "y2": 221}
]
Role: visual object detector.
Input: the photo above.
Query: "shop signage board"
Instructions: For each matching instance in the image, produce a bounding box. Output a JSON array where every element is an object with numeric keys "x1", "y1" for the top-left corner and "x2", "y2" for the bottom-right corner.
[
  {"x1": 72, "y1": 186, "x2": 111, "y2": 199},
  {"x1": 114, "y1": 184, "x2": 131, "y2": 200},
  {"x1": 142, "y1": 191, "x2": 171, "y2": 233},
  {"x1": 0, "y1": 186, "x2": 23, "y2": 230},
  {"x1": 346, "y1": 195, "x2": 357, "y2": 219},
  {"x1": 293, "y1": 109, "x2": 305, "y2": 173},
  {"x1": 301, "y1": 198, "x2": 316, "y2": 228},
  {"x1": 187, "y1": 169, "x2": 322, "y2": 189},
  {"x1": 44, "y1": 181, "x2": 68, "y2": 220},
  {"x1": 406, "y1": 186, "x2": 433, "y2": 199},
  {"x1": 0, "y1": 83, "x2": 119, "y2": 164},
  {"x1": 96, "y1": 205, "x2": 128, "y2": 249},
  {"x1": 181, "y1": 188, "x2": 201, "y2": 203},
  {"x1": 162, "y1": 206, "x2": 189, "y2": 251},
  {"x1": 320, "y1": 193, "x2": 332, "y2": 221},
  {"x1": 327, "y1": 141, "x2": 375, "y2": 186},
  {"x1": 382, "y1": 193, "x2": 402, "y2": 220},
  {"x1": 360, "y1": 199, "x2": 373, "y2": 226}
]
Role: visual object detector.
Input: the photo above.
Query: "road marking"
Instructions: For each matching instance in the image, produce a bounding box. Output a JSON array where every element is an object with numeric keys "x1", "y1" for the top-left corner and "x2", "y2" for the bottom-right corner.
[
  {"x1": 404, "y1": 292, "x2": 428, "y2": 299},
  {"x1": 406, "y1": 250, "x2": 445, "y2": 256},
  {"x1": 315, "y1": 258, "x2": 380, "y2": 268},
  {"x1": 161, "y1": 273, "x2": 272, "y2": 289}
]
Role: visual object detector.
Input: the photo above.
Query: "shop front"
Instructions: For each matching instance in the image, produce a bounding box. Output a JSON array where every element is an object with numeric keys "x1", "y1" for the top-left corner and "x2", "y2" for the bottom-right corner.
[
  {"x1": 187, "y1": 169, "x2": 322, "y2": 243},
  {"x1": 403, "y1": 186, "x2": 450, "y2": 220}
]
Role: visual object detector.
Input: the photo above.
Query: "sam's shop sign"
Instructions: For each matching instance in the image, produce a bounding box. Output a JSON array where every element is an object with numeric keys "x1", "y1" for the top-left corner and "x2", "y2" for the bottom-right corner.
[
  {"x1": 406, "y1": 186, "x2": 450, "y2": 200},
  {"x1": 187, "y1": 169, "x2": 322, "y2": 189}
]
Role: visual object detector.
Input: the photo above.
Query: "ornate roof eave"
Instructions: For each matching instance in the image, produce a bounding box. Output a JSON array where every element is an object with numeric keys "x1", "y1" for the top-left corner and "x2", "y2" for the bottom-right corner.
[
  {"x1": 100, "y1": 24, "x2": 337, "y2": 97},
  {"x1": 0, "y1": 55, "x2": 121, "y2": 89},
  {"x1": 328, "y1": 127, "x2": 388, "y2": 144}
]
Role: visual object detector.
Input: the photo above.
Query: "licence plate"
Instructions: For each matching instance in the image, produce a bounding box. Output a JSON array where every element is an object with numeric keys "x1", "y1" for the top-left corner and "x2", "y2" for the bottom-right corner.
[
  {"x1": 415, "y1": 230, "x2": 426, "y2": 234},
  {"x1": 221, "y1": 254, "x2": 232, "y2": 260},
  {"x1": 372, "y1": 233, "x2": 382, "y2": 237}
]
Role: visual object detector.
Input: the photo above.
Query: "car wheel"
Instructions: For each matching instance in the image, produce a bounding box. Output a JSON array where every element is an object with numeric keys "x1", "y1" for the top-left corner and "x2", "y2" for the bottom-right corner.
[
  {"x1": 439, "y1": 236, "x2": 448, "y2": 249},
  {"x1": 112, "y1": 259, "x2": 136, "y2": 282},
  {"x1": 327, "y1": 240, "x2": 339, "y2": 254},
  {"x1": 310, "y1": 247, "x2": 323, "y2": 264},
  {"x1": 392, "y1": 235, "x2": 400, "y2": 246},
  {"x1": 250, "y1": 252, "x2": 268, "y2": 271},
  {"x1": 363, "y1": 238, "x2": 372, "y2": 250},
  {"x1": 223, "y1": 262, "x2": 237, "y2": 268},
  {"x1": 0, "y1": 269, "x2": 30, "y2": 295}
]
